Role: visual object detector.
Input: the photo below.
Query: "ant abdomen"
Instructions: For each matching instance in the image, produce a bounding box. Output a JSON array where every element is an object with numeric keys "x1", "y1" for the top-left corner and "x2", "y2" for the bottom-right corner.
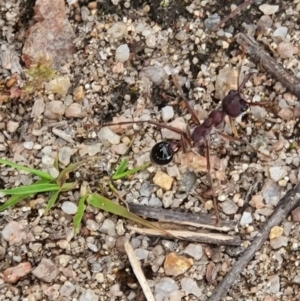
[{"x1": 150, "y1": 141, "x2": 181, "y2": 165}]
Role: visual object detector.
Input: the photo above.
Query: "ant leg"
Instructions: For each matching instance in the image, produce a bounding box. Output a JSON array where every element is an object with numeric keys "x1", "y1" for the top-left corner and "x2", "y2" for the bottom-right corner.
[
  {"x1": 172, "y1": 75, "x2": 201, "y2": 125},
  {"x1": 205, "y1": 139, "x2": 219, "y2": 224},
  {"x1": 229, "y1": 117, "x2": 239, "y2": 138},
  {"x1": 101, "y1": 120, "x2": 191, "y2": 142}
]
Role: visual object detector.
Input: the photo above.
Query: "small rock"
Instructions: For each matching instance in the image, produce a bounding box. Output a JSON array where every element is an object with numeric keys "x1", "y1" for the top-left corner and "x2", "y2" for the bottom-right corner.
[
  {"x1": 111, "y1": 143, "x2": 128, "y2": 155},
  {"x1": 107, "y1": 22, "x2": 127, "y2": 39},
  {"x1": 6, "y1": 120, "x2": 19, "y2": 133},
  {"x1": 79, "y1": 144, "x2": 101, "y2": 157},
  {"x1": 278, "y1": 108, "x2": 293, "y2": 121},
  {"x1": 161, "y1": 117, "x2": 187, "y2": 140},
  {"x1": 44, "y1": 101, "x2": 65, "y2": 119},
  {"x1": 55, "y1": 255, "x2": 72, "y2": 267},
  {"x1": 99, "y1": 219, "x2": 116, "y2": 236},
  {"x1": 148, "y1": 197, "x2": 162, "y2": 207},
  {"x1": 259, "y1": 4, "x2": 279, "y2": 15},
  {"x1": 240, "y1": 211, "x2": 253, "y2": 225},
  {"x1": 115, "y1": 44, "x2": 130, "y2": 62},
  {"x1": 65, "y1": 103, "x2": 83, "y2": 118},
  {"x1": 164, "y1": 252, "x2": 193, "y2": 277},
  {"x1": 161, "y1": 106, "x2": 174, "y2": 122},
  {"x1": 140, "y1": 182, "x2": 152, "y2": 197},
  {"x1": 291, "y1": 206, "x2": 300, "y2": 222},
  {"x1": 154, "y1": 277, "x2": 179, "y2": 300},
  {"x1": 269, "y1": 236, "x2": 288, "y2": 249},
  {"x1": 204, "y1": 13, "x2": 220, "y2": 30},
  {"x1": 251, "y1": 106, "x2": 267, "y2": 119},
  {"x1": 277, "y1": 42, "x2": 294, "y2": 59},
  {"x1": 2, "y1": 221, "x2": 26, "y2": 246},
  {"x1": 61, "y1": 201, "x2": 78, "y2": 215},
  {"x1": 146, "y1": 34, "x2": 157, "y2": 48},
  {"x1": 60, "y1": 281, "x2": 75, "y2": 297},
  {"x1": 220, "y1": 200, "x2": 239, "y2": 215},
  {"x1": 269, "y1": 226, "x2": 283, "y2": 239},
  {"x1": 269, "y1": 166, "x2": 287, "y2": 182},
  {"x1": 134, "y1": 248, "x2": 149, "y2": 260},
  {"x1": 3, "y1": 262, "x2": 32, "y2": 283},
  {"x1": 153, "y1": 170, "x2": 174, "y2": 191},
  {"x1": 98, "y1": 127, "x2": 121, "y2": 145},
  {"x1": 23, "y1": 141, "x2": 34, "y2": 149},
  {"x1": 181, "y1": 277, "x2": 203, "y2": 298},
  {"x1": 175, "y1": 30, "x2": 187, "y2": 41},
  {"x1": 273, "y1": 26, "x2": 288, "y2": 39},
  {"x1": 32, "y1": 258, "x2": 59, "y2": 282},
  {"x1": 183, "y1": 244, "x2": 203, "y2": 260},
  {"x1": 73, "y1": 85, "x2": 84, "y2": 102},
  {"x1": 268, "y1": 275, "x2": 280, "y2": 294},
  {"x1": 262, "y1": 179, "x2": 282, "y2": 206},
  {"x1": 139, "y1": 65, "x2": 166, "y2": 85},
  {"x1": 31, "y1": 97, "x2": 45, "y2": 117},
  {"x1": 59, "y1": 146, "x2": 73, "y2": 166},
  {"x1": 44, "y1": 76, "x2": 72, "y2": 97},
  {"x1": 79, "y1": 289, "x2": 99, "y2": 301},
  {"x1": 249, "y1": 194, "x2": 265, "y2": 209},
  {"x1": 257, "y1": 15, "x2": 273, "y2": 31},
  {"x1": 215, "y1": 68, "x2": 238, "y2": 100},
  {"x1": 109, "y1": 284, "x2": 123, "y2": 297}
]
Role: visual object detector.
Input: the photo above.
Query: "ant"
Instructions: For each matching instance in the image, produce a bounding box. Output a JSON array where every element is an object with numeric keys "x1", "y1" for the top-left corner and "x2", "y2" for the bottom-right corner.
[{"x1": 100, "y1": 68, "x2": 270, "y2": 223}]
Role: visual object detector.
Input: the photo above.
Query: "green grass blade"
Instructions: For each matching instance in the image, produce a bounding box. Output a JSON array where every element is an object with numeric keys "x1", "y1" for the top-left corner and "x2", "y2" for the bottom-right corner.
[
  {"x1": 73, "y1": 195, "x2": 87, "y2": 235},
  {"x1": 114, "y1": 158, "x2": 129, "y2": 177},
  {"x1": 0, "y1": 183, "x2": 59, "y2": 195},
  {"x1": 0, "y1": 194, "x2": 30, "y2": 211},
  {"x1": 88, "y1": 194, "x2": 172, "y2": 236},
  {"x1": 60, "y1": 182, "x2": 78, "y2": 192},
  {"x1": 0, "y1": 158, "x2": 53, "y2": 180},
  {"x1": 112, "y1": 162, "x2": 150, "y2": 180},
  {"x1": 45, "y1": 190, "x2": 60, "y2": 214}
]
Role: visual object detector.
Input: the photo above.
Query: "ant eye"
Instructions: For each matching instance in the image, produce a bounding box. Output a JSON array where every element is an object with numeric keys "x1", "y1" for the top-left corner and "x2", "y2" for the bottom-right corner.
[
  {"x1": 229, "y1": 90, "x2": 237, "y2": 94},
  {"x1": 240, "y1": 100, "x2": 249, "y2": 112},
  {"x1": 150, "y1": 142, "x2": 173, "y2": 165}
]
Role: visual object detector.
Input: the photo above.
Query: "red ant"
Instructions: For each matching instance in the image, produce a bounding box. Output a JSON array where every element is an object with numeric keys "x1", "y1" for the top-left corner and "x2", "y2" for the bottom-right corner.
[{"x1": 101, "y1": 69, "x2": 270, "y2": 223}]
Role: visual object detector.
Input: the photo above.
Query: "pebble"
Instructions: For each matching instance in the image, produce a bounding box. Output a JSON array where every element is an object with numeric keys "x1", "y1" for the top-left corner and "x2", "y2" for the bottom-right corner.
[
  {"x1": 2, "y1": 221, "x2": 26, "y2": 246},
  {"x1": 44, "y1": 76, "x2": 72, "y2": 97},
  {"x1": 268, "y1": 275, "x2": 280, "y2": 294},
  {"x1": 175, "y1": 30, "x2": 187, "y2": 41},
  {"x1": 291, "y1": 206, "x2": 300, "y2": 222},
  {"x1": 164, "y1": 252, "x2": 193, "y2": 277},
  {"x1": 277, "y1": 42, "x2": 294, "y2": 59},
  {"x1": 273, "y1": 26, "x2": 288, "y2": 39},
  {"x1": 139, "y1": 65, "x2": 166, "y2": 85},
  {"x1": 134, "y1": 248, "x2": 149, "y2": 260},
  {"x1": 6, "y1": 120, "x2": 19, "y2": 133},
  {"x1": 154, "y1": 277, "x2": 179, "y2": 300},
  {"x1": 140, "y1": 182, "x2": 152, "y2": 197},
  {"x1": 181, "y1": 277, "x2": 203, "y2": 298},
  {"x1": 262, "y1": 179, "x2": 282, "y2": 206},
  {"x1": 32, "y1": 258, "x2": 59, "y2": 282},
  {"x1": 259, "y1": 4, "x2": 279, "y2": 15},
  {"x1": 107, "y1": 22, "x2": 127, "y2": 39},
  {"x1": 146, "y1": 34, "x2": 157, "y2": 48},
  {"x1": 153, "y1": 170, "x2": 174, "y2": 191},
  {"x1": 59, "y1": 146, "x2": 73, "y2": 166},
  {"x1": 249, "y1": 194, "x2": 265, "y2": 209},
  {"x1": 3, "y1": 262, "x2": 32, "y2": 283},
  {"x1": 23, "y1": 141, "x2": 34, "y2": 149},
  {"x1": 278, "y1": 108, "x2": 293, "y2": 120},
  {"x1": 148, "y1": 196, "x2": 162, "y2": 207},
  {"x1": 86, "y1": 219, "x2": 99, "y2": 231},
  {"x1": 61, "y1": 201, "x2": 78, "y2": 215},
  {"x1": 65, "y1": 103, "x2": 83, "y2": 118},
  {"x1": 269, "y1": 226, "x2": 283, "y2": 239},
  {"x1": 220, "y1": 200, "x2": 238, "y2": 215},
  {"x1": 73, "y1": 85, "x2": 84, "y2": 102},
  {"x1": 257, "y1": 15, "x2": 273, "y2": 31},
  {"x1": 115, "y1": 44, "x2": 130, "y2": 62},
  {"x1": 79, "y1": 144, "x2": 101, "y2": 156},
  {"x1": 269, "y1": 236, "x2": 288, "y2": 249},
  {"x1": 44, "y1": 101, "x2": 65, "y2": 119},
  {"x1": 240, "y1": 211, "x2": 253, "y2": 225},
  {"x1": 251, "y1": 106, "x2": 267, "y2": 119},
  {"x1": 204, "y1": 13, "x2": 220, "y2": 30},
  {"x1": 79, "y1": 289, "x2": 99, "y2": 301},
  {"x1": 161, "y1": 117, "x2": 186, "y2": 140},
  {"x1": 161, "y1": 106, "x2": 174, "y2": 122},
  {"x1": 99, "y1": 219, "x2": 116, "y2": 236},
  {"x1": 60, "y1": 281, "x2": 75, "y2": 297},
  {"x1": 55, "y1": 255, "x2": 72, "y2": 267},
  {"x1": 183, "y1": 244, "x2": 203, "y2": 260},
  {"x1": 97, "y1": 127, "x2": 121, "y2": 144},
  {"x1": 269, "y1": 166, "x2": 287, "y2": 182},
  {"x1": 166, "y1": 290, "x2": 182, "y2": 301}
]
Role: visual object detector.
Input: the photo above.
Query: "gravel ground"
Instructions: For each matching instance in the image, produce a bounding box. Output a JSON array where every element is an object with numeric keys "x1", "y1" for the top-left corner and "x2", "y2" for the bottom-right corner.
[{"x1": 1, "y1": 0, "x2": 300, "y2": 300}]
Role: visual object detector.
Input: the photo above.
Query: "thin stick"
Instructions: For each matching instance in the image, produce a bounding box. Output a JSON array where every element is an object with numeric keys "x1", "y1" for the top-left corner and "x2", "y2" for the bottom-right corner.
[
  {"x1": 213, "y1": 0, "x2": 256, "y2": 31},
  {"x1": 207, "y1": 185, "x2": 300, "y2": 301},
  {"x1": 236, "y1": 33, "x2": 300, "y2": 98},
  {"x1": 124, "y1": 241, "x2": 156, "y2": 301}
]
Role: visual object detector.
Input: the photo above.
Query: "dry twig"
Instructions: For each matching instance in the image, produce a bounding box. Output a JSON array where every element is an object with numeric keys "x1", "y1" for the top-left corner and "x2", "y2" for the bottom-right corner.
[
  {"x1": 207, "y1": 185, "x2": 300, "y2": 301},
  {"x1": 236, "y1": 33, "x2": 300, "y2": 98}
]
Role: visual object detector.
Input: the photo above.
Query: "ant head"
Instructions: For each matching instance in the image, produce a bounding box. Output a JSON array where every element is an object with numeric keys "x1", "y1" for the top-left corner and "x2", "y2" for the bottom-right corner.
[{"x1": 222, "y1": 91, "x2": 249, "y2": 118}]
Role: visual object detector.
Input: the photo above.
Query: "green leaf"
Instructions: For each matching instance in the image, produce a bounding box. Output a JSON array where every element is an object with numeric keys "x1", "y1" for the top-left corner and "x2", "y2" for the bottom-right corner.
[
  {"x1": 114, "y1": 158, "x2": 129, "y2": 176},
  {"x1": 45, "y1": 190, "x2": 60, "y2": 214},
  {"x1": 73, "y1": 195, "x2": 87, "y2": 235},
  {"x1": 0, "y1": 183, "x2": 60, "y2": 195},
  {"x1": 88, "y1": 194, "x2": 171, "y2": 236},
  {"x1": 112, "y1": 162, "x2": 150, "y2": 180},
  {"x1": 0, "y1": 194, "x2": 30, "y2": 211},
  {"x1": 0, "y1": 158, "x2": 53, "y2": 180}
]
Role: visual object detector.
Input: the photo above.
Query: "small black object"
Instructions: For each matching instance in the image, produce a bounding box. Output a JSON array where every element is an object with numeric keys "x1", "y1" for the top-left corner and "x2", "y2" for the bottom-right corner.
[{"x1": 150, "y1": 142, "x2": 173, "y2": 165}]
